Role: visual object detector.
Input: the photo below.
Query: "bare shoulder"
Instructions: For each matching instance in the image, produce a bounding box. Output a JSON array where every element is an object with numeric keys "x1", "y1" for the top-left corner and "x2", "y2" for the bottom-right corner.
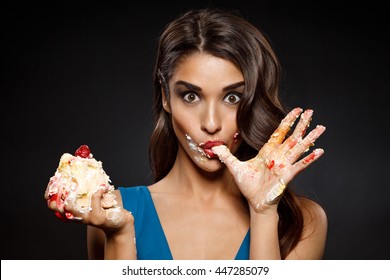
[
  {"x1": 297, "y1": 196, "x2": 328, "y2": 235},
  {"x1": 285, "y1": 196, "x2": 328, "y2": 259}
]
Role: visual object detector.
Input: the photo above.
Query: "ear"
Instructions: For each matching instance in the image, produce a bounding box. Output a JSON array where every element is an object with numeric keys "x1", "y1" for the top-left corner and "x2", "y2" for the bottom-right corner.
[{"x1": 161, "y1": 87, "x2": 171, "y2": 113}]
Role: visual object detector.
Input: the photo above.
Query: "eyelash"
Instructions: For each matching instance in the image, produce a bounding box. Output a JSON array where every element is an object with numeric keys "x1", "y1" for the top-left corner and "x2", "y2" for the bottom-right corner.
[{"x1": 181, "y1": 92, "x2": 242, "y2": 105}]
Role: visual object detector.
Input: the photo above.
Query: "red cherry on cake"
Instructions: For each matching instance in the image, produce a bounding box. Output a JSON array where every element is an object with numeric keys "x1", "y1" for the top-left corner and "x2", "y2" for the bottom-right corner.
[{"x1": 75, "y1": 145, "x2": 91, "y2": 158}]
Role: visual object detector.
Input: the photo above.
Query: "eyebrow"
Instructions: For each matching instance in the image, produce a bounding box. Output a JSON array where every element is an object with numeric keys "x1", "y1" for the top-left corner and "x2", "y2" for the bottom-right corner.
[{"x1": 174, "y1": 80, "x2": 245, "y2": 92}]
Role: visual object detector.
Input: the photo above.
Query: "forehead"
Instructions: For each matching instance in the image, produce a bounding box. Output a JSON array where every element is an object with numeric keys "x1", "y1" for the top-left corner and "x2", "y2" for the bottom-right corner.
[{"x1": 171, "y1": 53, "x2": 244, "y2": 87}]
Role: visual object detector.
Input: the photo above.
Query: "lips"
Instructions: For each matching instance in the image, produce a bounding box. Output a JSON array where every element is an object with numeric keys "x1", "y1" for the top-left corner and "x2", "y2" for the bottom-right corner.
[{"x1": 199, "y1": 140, "x2": 224, "y2": 158}]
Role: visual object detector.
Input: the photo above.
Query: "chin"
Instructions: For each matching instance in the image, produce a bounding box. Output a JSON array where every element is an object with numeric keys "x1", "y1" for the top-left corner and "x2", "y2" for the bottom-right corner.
[{"x1": 193, "y1": 156, "x2": 225, "y2": 173}]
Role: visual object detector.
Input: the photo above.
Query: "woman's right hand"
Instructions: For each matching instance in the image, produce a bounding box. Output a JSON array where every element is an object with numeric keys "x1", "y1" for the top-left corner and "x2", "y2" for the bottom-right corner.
[
  {"x1": 55, "y1": 188, "x2": 134, "y2": 235},
  {"x1": 62, "y1": 188, "x2": 137, "y2": 259}
]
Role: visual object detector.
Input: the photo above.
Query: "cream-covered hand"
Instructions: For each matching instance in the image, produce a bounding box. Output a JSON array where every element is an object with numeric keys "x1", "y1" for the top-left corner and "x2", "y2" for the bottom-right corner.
[
  {"x1": 45, "y1": 144, "x2": 134, "y2": 234},
  {"x1": 212, "y1": 108, "x2": 326, "y2": 213},
  {"x1": 45, "y1": 184, "x2": 133, "y2": 234},
  {"x1": 63, "y1": 188, "x2": 134, "y2": 234}
]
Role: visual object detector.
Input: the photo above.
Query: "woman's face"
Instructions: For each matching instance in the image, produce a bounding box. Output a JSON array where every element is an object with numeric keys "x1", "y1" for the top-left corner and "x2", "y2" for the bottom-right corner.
[{"x1": 164, "y1": 52, "x2": 244, "y2": 172}]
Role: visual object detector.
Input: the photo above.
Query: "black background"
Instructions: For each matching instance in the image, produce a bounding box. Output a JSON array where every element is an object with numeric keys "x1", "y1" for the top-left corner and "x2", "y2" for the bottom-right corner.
[{"x1": 2, "y1": 0, "x2": 389, "y2": 260}]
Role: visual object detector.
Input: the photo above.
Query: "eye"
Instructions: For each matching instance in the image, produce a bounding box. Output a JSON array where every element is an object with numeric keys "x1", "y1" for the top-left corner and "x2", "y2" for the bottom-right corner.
[
  {"x1": 223, "y1": 92, "x2": 241, "y2": 104},
  {"x1": 182, "y1": 92, "x2": 201, "y2": 103}
]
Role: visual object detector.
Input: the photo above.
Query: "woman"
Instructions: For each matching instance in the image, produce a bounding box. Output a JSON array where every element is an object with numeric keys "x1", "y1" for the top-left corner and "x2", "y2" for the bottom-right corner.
[{"x1": 63, "y1": 8, "x2": 327, "y2": 260}]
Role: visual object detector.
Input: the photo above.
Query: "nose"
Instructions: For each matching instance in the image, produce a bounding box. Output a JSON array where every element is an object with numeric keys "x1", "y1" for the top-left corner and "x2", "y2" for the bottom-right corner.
[{"x1": 200, "y1": 102, "x2": 222, "y2": 134}]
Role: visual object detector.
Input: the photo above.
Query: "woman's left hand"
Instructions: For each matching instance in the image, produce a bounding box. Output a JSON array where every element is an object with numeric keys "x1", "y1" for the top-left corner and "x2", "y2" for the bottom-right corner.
[{"x1": 212, "y1": 107, "x2": 326, "y2": 214}]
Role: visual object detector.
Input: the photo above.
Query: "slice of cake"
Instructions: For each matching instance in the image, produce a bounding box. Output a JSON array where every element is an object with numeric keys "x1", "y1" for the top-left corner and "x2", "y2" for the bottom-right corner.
[{"x1": 45, "y1": 145, "x2": 117, "y2": 221}]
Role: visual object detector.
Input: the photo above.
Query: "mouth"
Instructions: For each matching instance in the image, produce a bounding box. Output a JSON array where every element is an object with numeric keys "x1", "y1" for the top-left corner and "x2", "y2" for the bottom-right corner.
[
  {"x1": 185, "y1": 134, "x2": 225, "y2": 159},
  {"x1": 199, "y1": 140, "x2": 225, "y2": 158}
]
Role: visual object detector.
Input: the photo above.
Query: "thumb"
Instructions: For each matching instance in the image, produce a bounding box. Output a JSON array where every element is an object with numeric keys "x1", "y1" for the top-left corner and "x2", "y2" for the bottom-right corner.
[
  {"x1": 211, "y1": 145, "x2": 242, "y2": 176},
  {"x1": 90, "y1": 186, "x2": 106, "y2": 213}
]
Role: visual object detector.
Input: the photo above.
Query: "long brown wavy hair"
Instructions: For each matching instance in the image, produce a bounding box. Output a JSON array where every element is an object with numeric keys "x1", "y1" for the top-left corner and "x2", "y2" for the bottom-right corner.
[{"x1": 148, "y1": 8, "x2": 303, "y2": 259}]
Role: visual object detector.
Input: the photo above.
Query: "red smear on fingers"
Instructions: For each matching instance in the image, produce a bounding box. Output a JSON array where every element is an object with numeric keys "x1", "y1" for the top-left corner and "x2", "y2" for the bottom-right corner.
[
  {"x1": 304, "y1": 153, "x2": 316, "y2": 163},
  {"x1": 288, "y1": 138, "x2": 297, "y2": 149}
]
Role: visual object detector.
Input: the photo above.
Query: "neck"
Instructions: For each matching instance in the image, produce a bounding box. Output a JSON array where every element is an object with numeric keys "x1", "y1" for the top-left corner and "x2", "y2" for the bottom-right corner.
[{"x1": 164, "y1": 148, "x2": 241, "y2": 200}]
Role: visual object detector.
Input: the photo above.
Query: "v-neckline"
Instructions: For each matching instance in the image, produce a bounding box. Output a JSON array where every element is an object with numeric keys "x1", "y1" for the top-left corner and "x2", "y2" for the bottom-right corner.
[{"x1": 145, "y1": 187, "x2": 249, "y2": 260}]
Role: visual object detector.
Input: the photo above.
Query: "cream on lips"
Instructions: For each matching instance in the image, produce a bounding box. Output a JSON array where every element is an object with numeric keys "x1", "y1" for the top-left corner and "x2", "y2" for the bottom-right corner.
[
  {"x1": 185, "y1": 134, "x2": 225, "y2": 160},
  {"x1": 199, "y1": 140, "x2": 225, "y2": 158}
]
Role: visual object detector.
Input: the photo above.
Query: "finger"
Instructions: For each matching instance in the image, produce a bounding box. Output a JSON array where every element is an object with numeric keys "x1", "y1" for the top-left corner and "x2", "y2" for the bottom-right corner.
[
  {"x1": 288, "y1": 148, "x2": 325, "y2": 179},
  {"x1": 90, "y1": 187, "x2": 106, "y2": 212},
  {"x1": 211, "y1": 145, "x2": 242, "y2": 177},
  {"x1": 305, "y1": 124, "x2": 326, "y2": 142},
  {"x1": 46, "y1": 196, "x2": 62, "y2": 213},
  {"x1": 289, "y1": 125, "x2": 326, "y2": 161},
  {"x1": 282, "y1": 109, "x2": 313, "y2": 151},
  {"x1": 268, "y1": 107, "x2": 303, "y2": 144},
  {"x1": 106, "y1": 207, "x2": 127, "y2": 226},
  {"x1": 90, "y1": 187, "x2": 129, "y2": 227},
  {"x1": 91, "y1": 186, "x2": 127, "y2": 227},
  {"x1": 63, "y1": 193, "x2": 83, "y2": 222},
  {"x1": 44, "y1": 181, "x2": 52, "y2": 201},
  {"x1": 44, "y1": 176, "x2": 59, "y2": 200},
  {"x1": 45, "y1": 180, "x2": 65, "y2": 213}
]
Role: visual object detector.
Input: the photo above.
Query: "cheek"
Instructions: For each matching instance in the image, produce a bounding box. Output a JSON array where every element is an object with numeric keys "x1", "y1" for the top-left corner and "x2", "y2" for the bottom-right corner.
[{"x1": 170, "y1": 108, "x2": 197, "y2": 135}]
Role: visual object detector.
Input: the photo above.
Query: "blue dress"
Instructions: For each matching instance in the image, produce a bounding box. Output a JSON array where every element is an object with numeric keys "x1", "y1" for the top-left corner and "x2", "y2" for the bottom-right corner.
[{"x1": 119, "y1": 186, "x2": 250, "y2": 260}]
